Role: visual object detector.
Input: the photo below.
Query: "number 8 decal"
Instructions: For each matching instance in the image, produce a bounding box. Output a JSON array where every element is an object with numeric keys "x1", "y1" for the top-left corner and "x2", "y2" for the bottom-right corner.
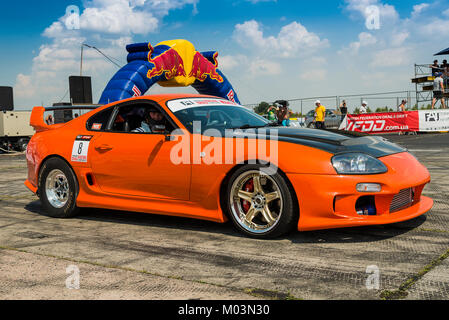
[{"x1": 71, "y1": 136, "x2": 92, "y2": 163}]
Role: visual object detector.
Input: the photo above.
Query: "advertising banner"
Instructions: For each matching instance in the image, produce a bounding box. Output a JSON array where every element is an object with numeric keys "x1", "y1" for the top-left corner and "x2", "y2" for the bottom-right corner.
[
  {"x1": 418, "y1": 109, "x2": 449, "y2": 132},
  {"x1": 339, "y1": 111, "x2": 420, "y2": 133}
]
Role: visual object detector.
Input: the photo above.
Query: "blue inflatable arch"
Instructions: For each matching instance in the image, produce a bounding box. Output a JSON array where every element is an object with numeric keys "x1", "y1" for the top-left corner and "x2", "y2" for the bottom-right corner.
[{"x1": 99, "y1": 40, "x2": 240, "y2": 105}]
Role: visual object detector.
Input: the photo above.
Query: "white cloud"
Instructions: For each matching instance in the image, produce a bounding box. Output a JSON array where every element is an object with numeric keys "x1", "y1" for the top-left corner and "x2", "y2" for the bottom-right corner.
[
  {"x1": 371, "y1": 47, "x2": 412, "y2": 67},
  {"x1": 444, "y1": 8, "x2": 449, "y2": 17},
  {"x1": 411, "y1": 3, "x2": 429, "y2": 18},
  {"x1": 345, "y1": 0, "x2": 399, "y2": 25},
  {"x1": 14, "y1": 0, "x2": 198, "y2": 107},
  {"x1": 300, "y1": 69, "x2": 327, "y2": 81},
  {"x1": 249, "y1": 59, "x2": 282, "y2": 76},
  {"x1": 390, "y1": 31, "x2": 409, "y2": 46},
  {"x1": 347, "y1": 32, "x2": 377, "y2": 54},
  {"x1": 420, "y1": 18, "x2": 449, "y2": 36},
  {"x1": 80, "y1": 1, "x2": 159, "y2": 35},
  {"x1": 233, "y1": 20, "x2": 328, "y2": 58},
  {"x1": 218, "y1": 55, "x2": 247, "y2": 71}
]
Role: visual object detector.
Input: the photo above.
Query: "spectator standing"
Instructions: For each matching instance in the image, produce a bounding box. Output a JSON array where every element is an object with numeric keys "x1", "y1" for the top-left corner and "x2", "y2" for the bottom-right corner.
[
  {"x1": 275, "y1": 101, "x2": 291, "y2": 127},
  {"x1": 45, "y1": 115, "x2": 54, "y2": 125},
  {"x1": 314, "y1": 100, "x2": 326, "y2": 129},
  {"x1": 266, "y1": 105, "x2": 278, "y2": 122},
  {"x1": 339, "y1": 100, "x2": 348, "y2": 122},
  {"x1": 431, "y1": 60, "x2": 442, "y2": 76},
  {"x1": 432, "y1": 72, "x2": 445, "y2": 109},
  {"x1": 398, "y1": 100, "x2": 407, "y2": 112},
  {"x1": 359, "y1": 101, "x2": 368, "y2": 114}
]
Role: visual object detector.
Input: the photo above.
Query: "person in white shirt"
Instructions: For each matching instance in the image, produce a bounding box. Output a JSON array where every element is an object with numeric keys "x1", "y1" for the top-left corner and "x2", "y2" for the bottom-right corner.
[
  {"x1": 432, "y1": 73, "x2": 445, "y2": 109},
  {"x1": 359, "y1": 101, "x2": 368, "y2": 114},
  {"x1": 398, "y1": 100, "x2": 407, "y2": 112}
]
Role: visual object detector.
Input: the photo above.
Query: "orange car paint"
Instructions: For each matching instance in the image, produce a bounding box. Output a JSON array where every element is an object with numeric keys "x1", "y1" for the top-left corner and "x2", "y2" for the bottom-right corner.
[{"x1": 25, "y1": 94, "x2": 433, "y2": 231}]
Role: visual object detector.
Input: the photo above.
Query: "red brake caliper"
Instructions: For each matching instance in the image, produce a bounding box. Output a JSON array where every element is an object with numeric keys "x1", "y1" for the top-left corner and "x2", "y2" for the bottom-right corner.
[{"x1": 242, "y1": 179, "x2": 254, "y2": 213}]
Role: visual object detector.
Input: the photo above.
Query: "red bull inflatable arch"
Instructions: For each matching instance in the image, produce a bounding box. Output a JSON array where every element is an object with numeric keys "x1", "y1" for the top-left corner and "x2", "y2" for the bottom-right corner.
[{"x1": 99, "y1": 39, "x2": 240, "y2": 104}]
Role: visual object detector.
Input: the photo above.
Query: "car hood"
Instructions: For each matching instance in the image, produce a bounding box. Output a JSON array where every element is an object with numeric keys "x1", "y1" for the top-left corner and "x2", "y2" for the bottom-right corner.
[{"x1": 232, "y1": 127, "x2": 406, "y2": 158}]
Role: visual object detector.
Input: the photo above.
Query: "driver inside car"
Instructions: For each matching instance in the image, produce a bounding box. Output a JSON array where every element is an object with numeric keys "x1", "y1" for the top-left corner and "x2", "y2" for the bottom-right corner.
[{"x1": 132, "y1": 109, "x2": 167, "y2": 133}]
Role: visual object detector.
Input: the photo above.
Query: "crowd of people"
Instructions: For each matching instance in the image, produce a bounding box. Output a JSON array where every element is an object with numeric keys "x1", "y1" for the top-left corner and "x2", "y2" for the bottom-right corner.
[
  {"x1": 262, "y1": 59, "x2": 448, "y2": 129},
  {"x1": 266, "y1": 100, "x2": 292, "y2": 127},
  {"x1": 264, "y1": 98, "x2": 414, "y2": 130}
]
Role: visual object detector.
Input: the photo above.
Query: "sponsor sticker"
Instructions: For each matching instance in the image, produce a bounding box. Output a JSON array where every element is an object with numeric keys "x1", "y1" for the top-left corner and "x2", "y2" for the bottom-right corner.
[
  {"x1": 167, "y1": 98, "x2": 240, "y2": 113},
  {"x1": 71, "y1": 135, "x2": 93, "y2": 163},
  {"x1": 91, "y1": 123, "x2": 102, "y2": 130}
]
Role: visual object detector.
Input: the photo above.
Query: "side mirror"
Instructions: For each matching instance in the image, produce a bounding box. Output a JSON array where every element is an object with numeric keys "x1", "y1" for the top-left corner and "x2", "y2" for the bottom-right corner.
[{"x1": 165, "y1": 134, "x2": 175, "y2": 142}]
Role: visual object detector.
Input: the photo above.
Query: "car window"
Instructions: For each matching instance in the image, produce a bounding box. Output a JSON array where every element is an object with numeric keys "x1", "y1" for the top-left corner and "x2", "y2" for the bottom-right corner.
[
  {"x1": 174, "y1": 105, "x2": 268, "y2": 134},
  {"x1": 87, "y1": 107, "x2": 114, "y2": 131},
  {"x1": 111, "y1": 103, "x2": 175, "y2": 134}
]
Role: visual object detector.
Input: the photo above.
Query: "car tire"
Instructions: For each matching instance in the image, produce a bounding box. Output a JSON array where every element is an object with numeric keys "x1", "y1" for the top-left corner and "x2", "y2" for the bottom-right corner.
[
  {"x1": 225, "y1": 164, "x2": 298, "y2": 239},
  {"x1": 16, "y1": 138, "x2": 29, "y2": 152},
  {"x1": 38, "y1": 157, "x2": 80, "y2": 218}
]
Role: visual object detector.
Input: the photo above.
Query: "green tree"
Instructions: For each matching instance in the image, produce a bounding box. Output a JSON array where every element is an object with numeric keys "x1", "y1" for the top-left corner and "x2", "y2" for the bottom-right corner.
[{"x1": 254, "y1": 102, "x2": 270, "y2": 115}]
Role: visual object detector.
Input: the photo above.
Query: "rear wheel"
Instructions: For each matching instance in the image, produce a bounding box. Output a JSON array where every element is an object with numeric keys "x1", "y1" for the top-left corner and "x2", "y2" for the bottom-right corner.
[
  {"x1": 38, "y1": 157, "x2": 79, "y2": 218},
  {"x1": 225, "y1": 165, "x2": 297, "y2": 239}
]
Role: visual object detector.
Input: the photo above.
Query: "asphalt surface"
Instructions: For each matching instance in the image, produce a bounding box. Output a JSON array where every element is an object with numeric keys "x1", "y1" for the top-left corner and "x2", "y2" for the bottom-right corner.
[{"x1": 0, "y1": 133, "x2": 448, "y2": 300}]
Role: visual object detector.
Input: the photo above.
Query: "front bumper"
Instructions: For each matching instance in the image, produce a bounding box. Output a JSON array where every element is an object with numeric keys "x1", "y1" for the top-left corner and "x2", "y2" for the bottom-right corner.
[{"x1": 287, "y1": 152, "x2": 433, "y2": 231}]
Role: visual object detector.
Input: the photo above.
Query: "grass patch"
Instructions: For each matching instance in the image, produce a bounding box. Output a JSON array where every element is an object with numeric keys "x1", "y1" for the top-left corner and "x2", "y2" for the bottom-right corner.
[
  {"x1": 380, "y1": 248, "x2": 449, "y2": 300},
  {"x1": 244, "y1": 288, "x2": 301, "y2": 300}
]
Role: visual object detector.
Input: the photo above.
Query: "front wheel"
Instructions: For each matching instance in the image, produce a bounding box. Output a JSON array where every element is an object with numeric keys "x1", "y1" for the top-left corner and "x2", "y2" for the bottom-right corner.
[
  {"x1": 38, "y1": 157, "x2": 79, "y2": 218},
  {"x1": 225, "y1": 165, "x2": 298, "y2": 239}
]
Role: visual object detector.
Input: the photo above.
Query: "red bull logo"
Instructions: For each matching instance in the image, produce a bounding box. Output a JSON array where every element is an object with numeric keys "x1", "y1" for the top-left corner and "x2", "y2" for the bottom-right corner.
[
  {"x1": 147, "y1": 45, "x2": 187, "y2": 80},
  {"x1": 189, "y1": 52, "x2": 224, "y2": 83}
]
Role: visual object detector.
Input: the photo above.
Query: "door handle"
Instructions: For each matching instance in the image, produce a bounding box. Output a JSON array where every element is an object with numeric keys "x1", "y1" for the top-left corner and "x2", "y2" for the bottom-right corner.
[{"x1": 95, "y1": 144, "x2": 113, "y2": 151}]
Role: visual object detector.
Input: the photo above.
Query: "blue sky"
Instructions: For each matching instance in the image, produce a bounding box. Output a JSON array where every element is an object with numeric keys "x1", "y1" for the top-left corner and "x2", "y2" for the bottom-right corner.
[{"x1": 1, "y1": 0, "x2": 449, "y2": 110}]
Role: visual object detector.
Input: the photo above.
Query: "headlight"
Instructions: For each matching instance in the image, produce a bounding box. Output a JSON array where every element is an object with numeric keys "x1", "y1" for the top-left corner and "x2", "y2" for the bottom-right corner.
[{"x1": 332, "y1": 153, "x2": 387, "y2": 175}]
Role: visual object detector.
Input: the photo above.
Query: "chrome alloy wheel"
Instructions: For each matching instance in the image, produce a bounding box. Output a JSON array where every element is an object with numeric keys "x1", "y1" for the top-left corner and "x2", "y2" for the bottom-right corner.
[
  {"x1": 45, "y1": 169, "x2": 69, "y2": 209},
  {"x1": 230, "y1": 170, "x2": 283, "y2": 234}
]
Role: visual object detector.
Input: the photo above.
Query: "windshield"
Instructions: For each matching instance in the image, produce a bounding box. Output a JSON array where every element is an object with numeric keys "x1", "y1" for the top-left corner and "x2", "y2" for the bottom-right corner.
[{"x1": 171, "y1": 102, "x2": 270, "y2": 134}]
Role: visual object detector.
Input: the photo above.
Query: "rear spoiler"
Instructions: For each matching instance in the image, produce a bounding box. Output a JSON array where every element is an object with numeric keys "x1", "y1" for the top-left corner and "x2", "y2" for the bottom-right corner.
[{"x1": 30, "y1": 105, "x2": 101, "y2": 133}]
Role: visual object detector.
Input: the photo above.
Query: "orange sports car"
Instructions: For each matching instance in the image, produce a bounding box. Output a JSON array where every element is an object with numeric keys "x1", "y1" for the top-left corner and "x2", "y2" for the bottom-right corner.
[{"x1": 25, "y1": 94, "x2": 433, "y2": 238}]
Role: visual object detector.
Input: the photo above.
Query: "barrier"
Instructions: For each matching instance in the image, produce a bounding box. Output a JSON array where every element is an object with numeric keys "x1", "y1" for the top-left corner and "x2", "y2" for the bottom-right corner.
[{"x1": 339, "y1": 110, "x2": 449, "y2": 133}]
